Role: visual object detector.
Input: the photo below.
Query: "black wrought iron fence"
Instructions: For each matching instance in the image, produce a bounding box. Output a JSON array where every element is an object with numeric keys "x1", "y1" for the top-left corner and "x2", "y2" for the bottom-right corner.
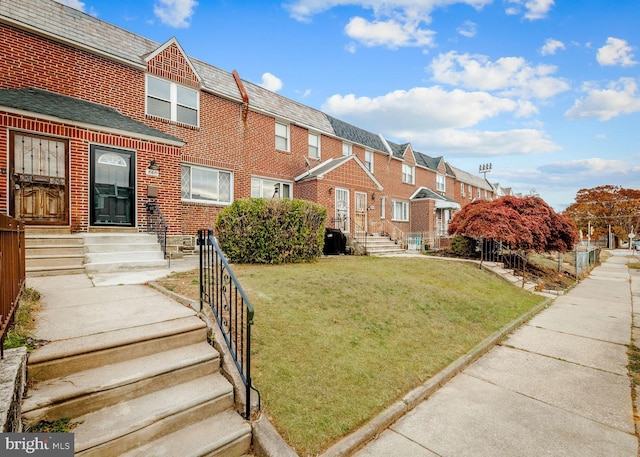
[
  {"x1": 145, "y1": 200, "x2": 168, "y2": 261},
  {"x1": 198, "y1": 229, "x2": 259, "y2": 419},
  {"x1": 0, "y1": 214, "x2": 25, "y2": 359}
]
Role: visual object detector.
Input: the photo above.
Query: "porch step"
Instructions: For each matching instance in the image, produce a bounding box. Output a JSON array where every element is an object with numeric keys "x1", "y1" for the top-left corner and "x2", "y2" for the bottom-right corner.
[
  {"x1": 74, "y1": 374, "x2": 235, "y2": 457},
  {"x1": 361, "y1": 235, "x2": 407, "y2": 256},
  {"x1": 82, "y1": 233, "x2": 168, "y2": 273},
  {"x1": 25, "y1": 234, "x2": 85, "y2": 277},
  {"x1": 119, "y1": 410, "x2": 252, "y2": 457},
  {"x1": 28, "y1": 315, "x2": 207, "y2": 381},
  {"x1": 22, "y1": 342, "x2": 219, "y2": 425}
]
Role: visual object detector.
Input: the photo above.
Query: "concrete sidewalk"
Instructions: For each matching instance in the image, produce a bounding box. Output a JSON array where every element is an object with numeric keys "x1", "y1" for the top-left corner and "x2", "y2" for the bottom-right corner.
[{"x1": 353, "y1": 250, "x2": 638, "y2": 457}]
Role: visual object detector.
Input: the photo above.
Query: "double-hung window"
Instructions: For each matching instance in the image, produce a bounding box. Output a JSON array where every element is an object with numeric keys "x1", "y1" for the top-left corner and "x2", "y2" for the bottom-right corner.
[
  {"x1": 146, "y1": 75, "x2": 199, "y2": 127},
  {"x1": 251, "y1": 177, "x2": 292, "y2": 199},
  {"x1": 181, "y1": 164, "x2": 232, "y2": 204},
  {"x1": 342, "y1": 142, "x2": 352, "y2": 156},
  {"x1": 365, "y1": 150, "x2": 374, "y2": 172},
  {"x1": 461, "y1": 182, "x2": 465, "y2": 198},
  {"x1": 275, "y1": 121, "x2": 290, "y2": 151},
  {"x1": 402, "y1": 163, "x2": 414, "y2": 184},
  {"x1": 436, "y1": 174, "x2": 446, "y2": 192},
  {"x1": 308, "y1": 132, "x2": 320, "y2": 159},
  {"x1": 391, "y1": 200, "x2": 409, "y2": 222}
]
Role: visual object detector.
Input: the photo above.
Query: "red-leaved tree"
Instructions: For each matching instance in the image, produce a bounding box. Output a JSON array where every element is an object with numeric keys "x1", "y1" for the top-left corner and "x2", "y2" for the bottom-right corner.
[{"x1": 448, "y1": 196, "x2": 578, "y2": 253}]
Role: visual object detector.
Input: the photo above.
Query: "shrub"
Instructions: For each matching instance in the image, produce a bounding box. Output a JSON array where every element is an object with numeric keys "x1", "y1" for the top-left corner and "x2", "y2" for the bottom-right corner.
[
  {"x1": 450, "y1": 235, "x2": 478, "y2": 258},
  {"x1": 216, "y1": 198, "x2": 327, "y2": 264}
]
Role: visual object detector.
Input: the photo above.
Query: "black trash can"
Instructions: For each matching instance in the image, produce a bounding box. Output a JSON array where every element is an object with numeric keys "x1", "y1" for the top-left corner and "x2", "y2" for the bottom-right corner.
[{"x1": 323, "y1": 228, "x2": 346, "y2": 255}]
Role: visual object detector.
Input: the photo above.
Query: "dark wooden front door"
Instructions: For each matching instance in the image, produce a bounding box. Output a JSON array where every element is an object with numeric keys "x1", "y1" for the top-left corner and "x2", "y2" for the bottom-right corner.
[
  {"x1": 90, "y1": 145, "x2": 135, "y2": 227},
  {"x1": 9, "y1": 132, "x2": 69, "y2": 225}
]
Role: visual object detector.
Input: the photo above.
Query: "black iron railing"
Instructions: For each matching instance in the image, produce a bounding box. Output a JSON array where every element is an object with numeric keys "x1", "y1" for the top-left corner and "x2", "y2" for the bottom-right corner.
[
  {"x1": 0, "y1": 214, "x2": 25, "y2": 359},
  {"x1": 146, "y1": 200, "x2": 168, "y2": 261},
  {"x1": 198, "y1": 229, "x2": 259, "y2": 419},
  {"x1": 480, "y1": 239, "x2": 528, "y2": 288}
]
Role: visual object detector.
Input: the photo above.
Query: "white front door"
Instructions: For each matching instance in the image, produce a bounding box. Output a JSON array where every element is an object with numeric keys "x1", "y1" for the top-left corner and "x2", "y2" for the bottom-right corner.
[
  {"x1": 354, "y1": 192, "x2": 367, "y2": 234},
  {"x1": 335, "y1": 188, "x2": 349, "y2": 232}
]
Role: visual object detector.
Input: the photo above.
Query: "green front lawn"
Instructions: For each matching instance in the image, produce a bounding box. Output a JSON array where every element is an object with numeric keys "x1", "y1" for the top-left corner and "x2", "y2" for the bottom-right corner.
[{"x1": 159, "y1": 255, "x2": 543, "y2": 456}]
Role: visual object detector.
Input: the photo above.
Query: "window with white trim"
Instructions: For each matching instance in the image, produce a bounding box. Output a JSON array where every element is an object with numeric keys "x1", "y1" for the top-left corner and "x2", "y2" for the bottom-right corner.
[
  {"x1": 461, "y1": 182, "x2": 465, "y2": 197},
  {"x1": 477, "y1": 188, "x2": 481, "y2": 198},
  {"x1": 365, "y1": 150, "x2": 374, "y2": 172},
  {"x1": 402, "y1": 163, "x2": 414, "y2": 184},
  {"x1": 436, "y1": 174, "x2": 446, "y2": 192},
  {"x1": 308, "y1": 132, "x2": 320, "y2": 159},
  {"x1": 391, "y1": 200, "x2": 409, "y2": 222},
  {"x1": 380, "y1": 196, "x2": 386, "y2": 219},
  {"x1": 181, "y1": 164, "x2": 231, "y2": 204},
  {"x1": 342, "y1": 142, "x2": 352, "y2": 156},
  {"x1": 251, "y1": 177, "x2": 292, "y2": 199},
  {"x1": 275, "y1": 121, "x2": 289, "y2": 151},
  {"x1": 146, "y1": 75, "x2": 199, "y2": 127},
  {"x1": 468, "y1": 184, "x2": 472, "y2": 198}
]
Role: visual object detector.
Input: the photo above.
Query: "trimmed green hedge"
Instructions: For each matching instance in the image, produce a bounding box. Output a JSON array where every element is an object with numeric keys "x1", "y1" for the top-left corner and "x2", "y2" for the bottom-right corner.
[
  {"x1": 216, "y1": 198, "x2": 327, "y2": 264},
  {"x1": 450, "y1": 235, "x2": 479, "y2": 258}
]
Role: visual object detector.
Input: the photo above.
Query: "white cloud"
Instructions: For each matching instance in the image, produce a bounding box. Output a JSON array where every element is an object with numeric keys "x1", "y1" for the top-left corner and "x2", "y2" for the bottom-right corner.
[
  {"x1": 322, "y1": 86, "x2": 520, "y2": 131},
  {"x1": 457, "y1": 20, "x2": 477, "y2": 38},
  {"x1": 285, "y1": 0, "x2": 492, "y2": 48},
  {"x1": 596, "y1": 37, "x2": 637, "y2": 67},
  {"x1": 345, "y1": 16, "x2": 435, "y2": 48},
  {"x1": 154, "y1": 0, "x2": 198, "y2": 28},
  {"x1": 540, "y1": 38, "x2": 565, "y2": 56},
  {"x1": 565, "y1": 78, "x2": 640, "y2": 121},
  {"x1": 505, "y1": 0, "x2": 554, "y2": 20},
  {"x1": 429, "y1": 51, "x2": 569, "y2": 99},
  {"x1": 259, "y1": 73, "x2": 283, "y2": 92}
]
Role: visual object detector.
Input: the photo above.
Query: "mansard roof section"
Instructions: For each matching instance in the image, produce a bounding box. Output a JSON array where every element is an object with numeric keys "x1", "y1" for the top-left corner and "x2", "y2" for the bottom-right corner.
[
  {"x1": 295, "y1": 155, "x2": 383, "y2": 190},
  {"x1": 325, "y1": 115, "x2": 389, "y2": 153},
  {"x1": 451, "y1": 166, "x2": 493, "y2": 190},
  {"x1": 0, "y1": 88, "x2": 184, "y2": 145},
  {"x1": 386, "y1": 141, "x2": 412, "y2": 159},
  {"x1": 241, "y1": 78, "x2": 334, "y2": 135},
  {"x1": 145, "y1": 37, "x2": 202, "y2": 86}
]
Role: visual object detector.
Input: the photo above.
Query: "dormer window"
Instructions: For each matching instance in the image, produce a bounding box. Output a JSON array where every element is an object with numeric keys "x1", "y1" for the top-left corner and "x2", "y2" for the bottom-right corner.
[{"x1": 146, "y1": 75, "x2": 199, "y2": 127}]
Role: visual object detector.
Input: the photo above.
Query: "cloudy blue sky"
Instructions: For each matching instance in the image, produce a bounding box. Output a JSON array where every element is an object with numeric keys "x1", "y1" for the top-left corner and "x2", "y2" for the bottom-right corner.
[{"x1": 58, "y1": 0, "x2": 640, "y2": 211}]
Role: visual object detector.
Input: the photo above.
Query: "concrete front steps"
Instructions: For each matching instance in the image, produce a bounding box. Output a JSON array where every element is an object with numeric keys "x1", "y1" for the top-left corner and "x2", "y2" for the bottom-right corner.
[
  {"x1": 23, "y1": 314, "x2": 251, "y2": 456},
  {"x1": 360, "y1": 235, "x2": 407, "y2": 256},
  {"x1": 25, "y1": 231, "x2": 168, "y2": 276},
  {"x1": 83, "y1": 233, "x2": 167, "y2": 274}
]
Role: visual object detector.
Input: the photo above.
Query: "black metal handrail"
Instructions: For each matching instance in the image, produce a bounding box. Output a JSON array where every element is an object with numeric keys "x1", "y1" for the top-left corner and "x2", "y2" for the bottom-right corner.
[
  {"x1": 480, "y1": 239, "x2": 528, "y2": 288},
  {"x1": 198, "y1": 229, "x2": 259, "y2": 419},
  {"x1": 0, "y1": 214, "x2": 25, "y2": 359},
  {"x1": 146, "y1": 200, "x2": 168, "y2": 261}
]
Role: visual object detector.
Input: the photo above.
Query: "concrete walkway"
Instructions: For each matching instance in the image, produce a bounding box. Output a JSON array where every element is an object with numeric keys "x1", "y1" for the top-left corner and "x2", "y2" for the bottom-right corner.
[{"x1": 353, "y1": 250, "x2": 638, "y2": 457}]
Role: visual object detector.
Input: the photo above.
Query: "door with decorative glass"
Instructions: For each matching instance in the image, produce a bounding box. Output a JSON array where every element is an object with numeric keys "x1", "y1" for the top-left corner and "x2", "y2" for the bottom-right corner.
[
  {"x1": 335, "y1": 188, "x2": 349, "y2": 232},
  {"x1": 90, "y1": 145, "x2": 135, "y2": 227},
  {"x1": 354, "y1": 192, "x2": 367, "y2": 234},
  {"x1": 10, "y1": 132, "x2": 69, "y2": 225}
]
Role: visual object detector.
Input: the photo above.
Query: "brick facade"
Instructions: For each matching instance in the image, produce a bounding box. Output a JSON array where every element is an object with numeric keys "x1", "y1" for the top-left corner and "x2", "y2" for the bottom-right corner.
[{"x1": 0, "y1": 6, "x2": 499, "y2": 244}]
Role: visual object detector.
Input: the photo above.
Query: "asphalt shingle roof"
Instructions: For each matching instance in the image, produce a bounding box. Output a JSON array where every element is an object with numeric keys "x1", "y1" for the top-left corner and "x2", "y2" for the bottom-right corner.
[
  {"x1": 451, "y1": 166, "x2": 493, "y2": 190},
  {"x1": 326, "y1": 116, "x2": 390, "y2": 152},
  {"x1": 0, "y1": 88, "x2": 183, "y2": 144}
]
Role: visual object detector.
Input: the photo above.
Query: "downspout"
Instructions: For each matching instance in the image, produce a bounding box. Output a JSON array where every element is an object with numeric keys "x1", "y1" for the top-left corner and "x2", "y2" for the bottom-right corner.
[{"x1": 232, "y1": 70, "x2": 250, "y2": 131}]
